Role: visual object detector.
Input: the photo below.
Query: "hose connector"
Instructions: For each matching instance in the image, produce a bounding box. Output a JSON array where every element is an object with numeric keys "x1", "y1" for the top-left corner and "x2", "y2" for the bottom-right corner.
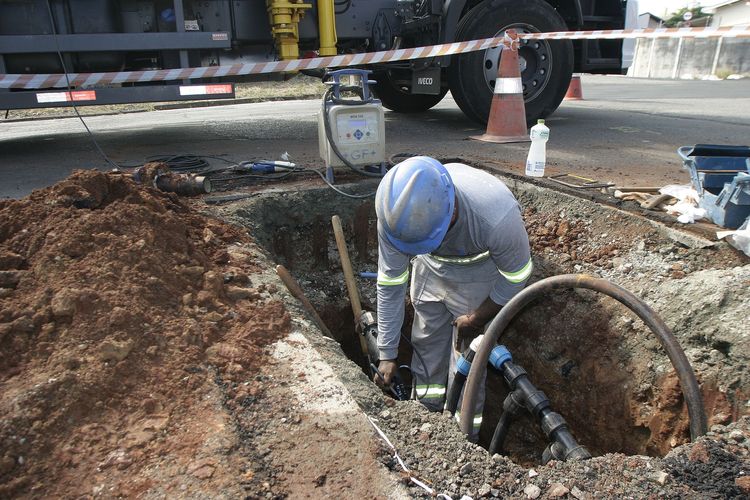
[
  {"x1": 469, "y1": 334, "x2": 484, "y2": 352},
  {"x1": 456, "y1": 353, "x2": 472, "y2": 376},
  {"x1": 540, "y1": 412, "x2": 568, "y2": 437},
  {"x1": 525, "y1": 389, "x2": 550, "y2": 418},
  {"x1": 456, "y1": 334, "x2": 483, "y2": 376},
  {"x1": 501, "y1": 361, "x2": 527, "y2": 387},
  {"x1": 489, "y1": 344, "x2": 512, "y2": 371},
  {"x1": 504, "y1": 390, "x2": 525, "y2": 415}
]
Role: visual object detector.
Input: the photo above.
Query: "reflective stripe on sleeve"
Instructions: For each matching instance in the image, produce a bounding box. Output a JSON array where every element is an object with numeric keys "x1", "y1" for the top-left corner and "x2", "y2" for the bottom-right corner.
[
  {"x1": 377, "y1": 269, "x2": 409, "y2": 286},
  {"x1": 429, "y1": 250, "x2": 490, "y2": 264},
  {"x1": 499, "y1": 258, "x2": 533, "y2": 284},
  {"x1": 415, "y1": 384, "x2": 446, "y2": 399}
]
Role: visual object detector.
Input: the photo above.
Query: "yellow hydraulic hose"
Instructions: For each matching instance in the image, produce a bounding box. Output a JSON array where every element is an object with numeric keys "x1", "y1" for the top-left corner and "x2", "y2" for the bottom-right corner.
[
  {"x1": 317, "y1": 0, "x2": 338, "y2": 56},
  {"x1": 266, "y1": 0, "x2": 312, "y2": 60}
]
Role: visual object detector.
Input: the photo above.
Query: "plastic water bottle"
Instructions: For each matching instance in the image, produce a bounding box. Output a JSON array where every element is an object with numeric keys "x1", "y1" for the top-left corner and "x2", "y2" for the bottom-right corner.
[{"x1": 525, "y1": 119, "x2": 549, "y2": 178}]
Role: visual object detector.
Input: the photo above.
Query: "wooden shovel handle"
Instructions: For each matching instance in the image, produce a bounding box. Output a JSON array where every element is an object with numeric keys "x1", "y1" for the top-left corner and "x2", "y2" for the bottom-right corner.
[
  {"x1": 276, "y1": 264, "x2": 332, "y2": 337},
  {"x1": 331, "y1": 215, "x2": 369, "y2": 358}
]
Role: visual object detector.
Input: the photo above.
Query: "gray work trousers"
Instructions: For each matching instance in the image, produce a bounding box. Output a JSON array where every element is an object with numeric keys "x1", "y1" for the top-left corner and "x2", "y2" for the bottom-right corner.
[{"x1": 409, "y1": 255, "x2": 499, "y2": 438}]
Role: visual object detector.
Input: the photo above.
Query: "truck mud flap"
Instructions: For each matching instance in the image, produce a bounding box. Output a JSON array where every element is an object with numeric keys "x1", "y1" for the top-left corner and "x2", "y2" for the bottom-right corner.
[{"x1": 411, "y1": 67, "x2": 441, "y2": 95}]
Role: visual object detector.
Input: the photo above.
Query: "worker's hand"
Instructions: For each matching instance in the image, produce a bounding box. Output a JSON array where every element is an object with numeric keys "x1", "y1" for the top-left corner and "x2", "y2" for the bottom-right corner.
[
  {"x1": 453, "y1": 314, "x2": 483, "y2": 351},
  {"x1": 374, "y1": 359, "x2": 398, "y2": 386}
]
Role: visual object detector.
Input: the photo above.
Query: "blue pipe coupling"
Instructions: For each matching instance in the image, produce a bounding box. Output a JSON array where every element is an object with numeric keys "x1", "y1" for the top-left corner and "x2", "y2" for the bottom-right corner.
[
  {"x1": 456, "y1": 354, "x2": 472, "y2": 376},
  {"x1": 489, "y1": 345, "x2": 512, "y2": 371}
]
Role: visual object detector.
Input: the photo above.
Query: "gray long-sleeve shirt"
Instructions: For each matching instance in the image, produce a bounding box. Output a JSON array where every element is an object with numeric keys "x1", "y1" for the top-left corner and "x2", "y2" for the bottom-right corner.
[{"x1": 376, "y1": 163, "x2": 532, "y2": 361}]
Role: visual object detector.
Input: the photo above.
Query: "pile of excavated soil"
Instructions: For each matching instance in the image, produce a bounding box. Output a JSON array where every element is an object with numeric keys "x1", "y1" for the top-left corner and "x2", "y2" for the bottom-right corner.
[
  {"x1": 522, "y1": 205, "x2": 742, "y2": 274},
  {"x1": 0, "y1": 171, "x2": 291, "y2": 497}
]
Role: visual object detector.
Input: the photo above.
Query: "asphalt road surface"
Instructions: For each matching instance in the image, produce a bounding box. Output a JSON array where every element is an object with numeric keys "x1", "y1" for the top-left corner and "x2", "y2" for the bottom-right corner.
[{"x1": 1, "y1": 75, "x2": 749, "y2": 199}]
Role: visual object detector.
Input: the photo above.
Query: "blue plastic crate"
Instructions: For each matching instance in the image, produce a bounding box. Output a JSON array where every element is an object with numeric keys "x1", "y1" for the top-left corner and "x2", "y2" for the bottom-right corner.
[{"x1": 678, "y1": 145, "x2": 750, "y2": 229}]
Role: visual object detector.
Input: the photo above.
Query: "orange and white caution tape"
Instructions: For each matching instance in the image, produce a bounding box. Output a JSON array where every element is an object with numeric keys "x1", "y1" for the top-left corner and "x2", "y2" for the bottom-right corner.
[
  {"x1": 1, "y1": 25, "x2": 748, "y2": 90},
  {"x1": 520, "y1": 24, "x2": 750, "y2": 40}
]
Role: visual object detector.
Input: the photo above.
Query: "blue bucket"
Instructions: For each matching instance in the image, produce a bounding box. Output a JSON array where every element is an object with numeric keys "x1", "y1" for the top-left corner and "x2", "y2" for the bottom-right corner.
[{"x1": 678, "y1": 145, "x2": 750, "y2": 229}]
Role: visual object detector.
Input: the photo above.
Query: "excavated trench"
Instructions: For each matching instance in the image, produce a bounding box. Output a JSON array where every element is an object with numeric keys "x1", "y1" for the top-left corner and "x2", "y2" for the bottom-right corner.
[{"x1": 215, "y1": 166, "x2": 748, "y2": 467}]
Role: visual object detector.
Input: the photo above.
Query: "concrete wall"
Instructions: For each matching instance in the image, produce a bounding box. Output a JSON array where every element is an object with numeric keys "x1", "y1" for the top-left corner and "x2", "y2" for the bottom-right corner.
[
  {"x1": 718, "y1": 38, "x2": 750, "y2": 75},
  {"x1": 628, "y1": 36, "x2": 750, "y2": 79}
]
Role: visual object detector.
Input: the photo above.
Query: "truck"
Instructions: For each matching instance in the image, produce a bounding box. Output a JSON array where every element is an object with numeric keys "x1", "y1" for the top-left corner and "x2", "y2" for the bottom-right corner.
[{"x1": 0, "y1": 1, "x2": 634, "y2": 124}]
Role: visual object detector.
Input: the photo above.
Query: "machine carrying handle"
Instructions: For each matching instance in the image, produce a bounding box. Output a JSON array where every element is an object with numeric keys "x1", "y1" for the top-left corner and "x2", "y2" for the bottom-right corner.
[
  {"x1": 677, "y1": 146, "x2": 695, "y2": 164},
  {"x1": 324, "y1": 68, "x2": 377, "y2": 102},
  {"x1": 687, "y1": 144, "x2": 750, "y2": 158}
]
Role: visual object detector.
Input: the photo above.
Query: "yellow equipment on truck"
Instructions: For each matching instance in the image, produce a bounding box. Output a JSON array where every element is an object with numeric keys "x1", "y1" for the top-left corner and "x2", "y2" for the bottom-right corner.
[{"x1": 0, "y1": 0, "x2": 634, "y2": 124}]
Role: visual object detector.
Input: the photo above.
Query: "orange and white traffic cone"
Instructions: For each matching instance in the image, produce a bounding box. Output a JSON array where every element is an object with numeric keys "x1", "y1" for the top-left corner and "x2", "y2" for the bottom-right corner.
[
  {"x1": 565, "y1": 74, "x2": 583, "y2": 100},
  {"x1": 471, "y1": 30, "x2": 529, "y2": 144}
]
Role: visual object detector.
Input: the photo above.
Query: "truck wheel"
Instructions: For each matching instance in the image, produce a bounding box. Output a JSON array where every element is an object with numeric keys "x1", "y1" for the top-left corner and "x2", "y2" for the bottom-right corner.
[
  {"x1": 449, "y1": 0, "x2": 573, "y2": 125},
  {"x1": 372, "y1": 71, "x2": 448, "y2": 113}
]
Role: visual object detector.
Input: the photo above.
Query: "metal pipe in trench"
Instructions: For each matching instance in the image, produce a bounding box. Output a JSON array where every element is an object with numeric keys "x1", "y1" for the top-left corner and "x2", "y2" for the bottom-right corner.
[{"x1": 459, "y1": 274, "x2": 708, "y2": 441}]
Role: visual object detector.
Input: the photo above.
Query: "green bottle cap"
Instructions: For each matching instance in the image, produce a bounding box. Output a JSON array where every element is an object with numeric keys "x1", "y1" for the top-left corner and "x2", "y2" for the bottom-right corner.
[{"x1": 537, "y1": 119, "x2": 545, "y2": 124}]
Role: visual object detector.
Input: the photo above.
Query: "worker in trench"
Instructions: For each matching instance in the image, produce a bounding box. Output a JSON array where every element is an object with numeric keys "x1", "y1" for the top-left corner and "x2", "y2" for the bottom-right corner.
[{"x1": 373, "y1": 156, "x2": 532, "y2": 439}]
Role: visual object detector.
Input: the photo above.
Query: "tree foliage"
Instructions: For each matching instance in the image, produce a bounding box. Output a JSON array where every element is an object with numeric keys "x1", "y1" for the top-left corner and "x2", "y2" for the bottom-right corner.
[{"x1": 663, "y1": 7, "x2": 706, "y2": 28}]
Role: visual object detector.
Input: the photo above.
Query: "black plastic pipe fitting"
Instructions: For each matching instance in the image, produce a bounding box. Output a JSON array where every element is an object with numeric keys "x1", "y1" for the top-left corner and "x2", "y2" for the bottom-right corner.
[{"x1": 490, "y1": 358, "x2": 592, "y2": 461}]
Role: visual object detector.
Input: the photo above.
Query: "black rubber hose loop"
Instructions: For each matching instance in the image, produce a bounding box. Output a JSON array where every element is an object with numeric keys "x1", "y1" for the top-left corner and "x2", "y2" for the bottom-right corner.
[
  {"x1": 459, "y1": 274, "x2": 708, "y2": 441},
  {"x1": 489, "y1": 411, "x2": 513, "y2": 455}
]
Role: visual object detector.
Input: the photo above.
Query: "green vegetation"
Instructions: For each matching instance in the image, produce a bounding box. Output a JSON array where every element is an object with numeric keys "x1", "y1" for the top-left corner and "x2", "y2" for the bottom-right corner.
[{"x1": 663, "y1": 7, "x2": 708, "y2": 28}]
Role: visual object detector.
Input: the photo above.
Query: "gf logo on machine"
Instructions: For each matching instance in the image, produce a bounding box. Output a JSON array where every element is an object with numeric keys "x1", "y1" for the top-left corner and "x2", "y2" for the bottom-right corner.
[{"x1": 347, "y1": 149, "x2": 376, "y2": 160}]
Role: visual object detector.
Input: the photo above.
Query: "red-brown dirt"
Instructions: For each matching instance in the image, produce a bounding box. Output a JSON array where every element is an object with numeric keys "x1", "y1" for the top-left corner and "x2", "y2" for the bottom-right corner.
[{"x1": 0, "y1": 171, "x2": 291, "y2": 498}]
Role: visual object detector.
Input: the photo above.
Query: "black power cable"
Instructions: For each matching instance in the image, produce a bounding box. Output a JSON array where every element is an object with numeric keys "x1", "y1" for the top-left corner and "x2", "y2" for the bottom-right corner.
[
  {"x1": 309, "y1": 168, "x2": 378, "y2": 199},
  {"x1": 41, "y1": 2, "x2": 400, "y2": 201},
  {"x1": 399, "y1": 331, "x2": 433, "y2": 400},
  {"x1": 45, "y1": 0, "x2": 119, "y2": 170},
  {"x1": 125, "y1": 154, "x2": 241, "y2": 174},
  {"x1": 208, "y1": 161, "x2": 377, "y2": 199}
]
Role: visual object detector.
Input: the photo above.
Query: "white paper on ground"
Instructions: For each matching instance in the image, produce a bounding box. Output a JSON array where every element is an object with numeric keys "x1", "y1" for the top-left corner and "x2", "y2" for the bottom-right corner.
[
  {"x1": 660, "y1": 184, "x2": 705, "y2": 224},
  {"x1": 717, "y1": 219, "x2": 750, "y2": 257}
]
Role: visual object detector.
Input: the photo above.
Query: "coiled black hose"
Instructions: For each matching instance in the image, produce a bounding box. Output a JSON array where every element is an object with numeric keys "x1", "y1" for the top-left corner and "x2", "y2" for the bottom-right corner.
[{"x1": 459, "y1": 274, "x2": 708, "y2": 441}]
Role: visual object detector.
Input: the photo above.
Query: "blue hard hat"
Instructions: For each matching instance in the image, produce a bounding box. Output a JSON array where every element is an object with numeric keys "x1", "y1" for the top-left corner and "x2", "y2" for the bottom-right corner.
[{"x1": 376, "y1": 156, "x2": 455, "y2": 255}]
